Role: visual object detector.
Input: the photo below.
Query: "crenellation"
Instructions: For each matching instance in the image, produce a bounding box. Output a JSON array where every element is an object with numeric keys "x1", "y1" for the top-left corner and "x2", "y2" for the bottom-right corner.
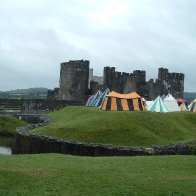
[{"x1": 49, "y1": 60, "x2": 185, "y2": 101}]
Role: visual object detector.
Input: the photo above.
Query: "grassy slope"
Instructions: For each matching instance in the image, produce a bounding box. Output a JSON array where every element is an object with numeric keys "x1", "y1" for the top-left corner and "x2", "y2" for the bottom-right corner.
[
  {"x1": 32, "y1": 106, "x2": 196, "y2": 147},
  {"x1": 0, "y1": 154, "x2": 195, "y2": 195},
  {"x1": 0, "y1": 116, "x2": 26, "y2": 136}
]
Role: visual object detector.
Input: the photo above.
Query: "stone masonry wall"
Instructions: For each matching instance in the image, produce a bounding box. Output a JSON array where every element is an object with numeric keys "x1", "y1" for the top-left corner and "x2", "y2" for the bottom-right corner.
[
  {"x1": 59, "y1": 60, "x2": 89, "y2": 101},
  {"x1": 12, "y1": 119, "x2": 196, "y2": 156}
]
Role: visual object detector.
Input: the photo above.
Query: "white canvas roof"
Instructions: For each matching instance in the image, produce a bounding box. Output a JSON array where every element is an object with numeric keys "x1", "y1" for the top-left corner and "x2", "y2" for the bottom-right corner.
[
  {"x1": 163, "y1": 94, "x2": 180, "y2": 112},
  {"x1": 146, "y1": 101, "x2": 154, "y2": 111}
]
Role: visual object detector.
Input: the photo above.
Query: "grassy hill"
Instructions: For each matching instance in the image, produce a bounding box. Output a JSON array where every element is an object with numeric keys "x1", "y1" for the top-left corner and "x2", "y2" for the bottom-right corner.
[
  {"x1": 0, "y1": 154, "x2": 195, "y2": 195},
  {"x1": 0, "y1": 116, "x2": 26, "y2": 136},
  {"x1": 32, "y1": 106, "x2": 196, "y2": 147}
]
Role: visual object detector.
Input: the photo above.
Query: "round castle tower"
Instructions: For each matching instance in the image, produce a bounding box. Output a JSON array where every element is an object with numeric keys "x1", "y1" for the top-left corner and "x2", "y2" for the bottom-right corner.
[{"x1": 59, "y1": 60, "x2": 89, "y2": 101}]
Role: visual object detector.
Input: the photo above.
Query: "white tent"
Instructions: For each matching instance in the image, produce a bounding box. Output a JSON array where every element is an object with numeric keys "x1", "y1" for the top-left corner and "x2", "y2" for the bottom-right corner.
[
  {"x1": 149, "y1": 96, "x2": 169, "y2": 112},
  {"x1": 163, "y1": 94, "x2": 180, "y2": 112},
  {"x1": 146, "y1": 101, "x2": 154, "y2": 111}
]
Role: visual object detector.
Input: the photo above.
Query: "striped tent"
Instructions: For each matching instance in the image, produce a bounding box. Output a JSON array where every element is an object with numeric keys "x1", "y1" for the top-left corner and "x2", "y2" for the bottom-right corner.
[
  {"x1": 85, "y1": 95, "x2": 94, "y2": 106},
  {"x1": 189, "y1": 99, "x2": 196, "y2": 112},
  {"x1": 88, "y1": 90, "x2": 102, "y2": 106},
  {"x1": 101, "y1": 91, "x2": 144, "y2": 111},
  {"x1": 94, "y1": 88, "x2": 110, "y2": 108},
  {"x1": 149, "y1": 96, "x2": 169, "y2": 112}
]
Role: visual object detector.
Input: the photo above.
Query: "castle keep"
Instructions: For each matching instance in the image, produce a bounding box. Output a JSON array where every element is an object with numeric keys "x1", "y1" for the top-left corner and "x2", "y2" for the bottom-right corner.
[
  {"x1": 59, "y1": 60, "x2": 89, "y2": 101},
  {"x1": 48, "y1": 60, "x2": 184, "y2": 101}
]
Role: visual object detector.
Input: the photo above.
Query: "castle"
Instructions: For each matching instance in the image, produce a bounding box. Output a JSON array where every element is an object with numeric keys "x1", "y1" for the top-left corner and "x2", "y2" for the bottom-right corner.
[{"x1": 47, "y1": 60, "x2": 184, "y2": 101}]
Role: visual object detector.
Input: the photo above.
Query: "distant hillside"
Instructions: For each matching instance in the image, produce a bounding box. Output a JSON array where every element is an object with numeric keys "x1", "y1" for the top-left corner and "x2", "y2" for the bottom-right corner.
[
  {"x1": 184, "y1": 92, "x2": 196, "y2": 102},
  {"x1": 6, "y1": 88, "x2": 48, "y2": 94},
  {"x1": 0, "y1": 88, "x2": 48, "y2": 99}
]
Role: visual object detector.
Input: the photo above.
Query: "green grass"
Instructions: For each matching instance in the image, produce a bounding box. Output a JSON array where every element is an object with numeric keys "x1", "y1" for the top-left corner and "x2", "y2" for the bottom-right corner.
[
  {"x1": 32, "y1": 106, "x2": 196, "y2": 147},
  {"x1": 0, "y1": 154, "x2": 195, "y2": 195},
  {"x1": 0, "y1": 116, "x2": 26, "y2": 136}
]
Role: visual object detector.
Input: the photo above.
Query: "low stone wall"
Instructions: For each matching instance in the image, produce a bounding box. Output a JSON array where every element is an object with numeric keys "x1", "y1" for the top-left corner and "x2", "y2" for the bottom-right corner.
[
  {"x1": 13, "y1": 124, "x2": 154, "y2": 156},
  {"x1": 12, "y1": 122, "x2": 196, "y2": 156},
  {"x1": 153, "y1": 141, "x2": 196, "y2": 155}
]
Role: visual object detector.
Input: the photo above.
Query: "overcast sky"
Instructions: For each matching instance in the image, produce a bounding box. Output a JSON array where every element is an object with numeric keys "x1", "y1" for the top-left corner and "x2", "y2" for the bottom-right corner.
[{"x1": 0, "y1": 0, "x2": 196, "y2": 92}]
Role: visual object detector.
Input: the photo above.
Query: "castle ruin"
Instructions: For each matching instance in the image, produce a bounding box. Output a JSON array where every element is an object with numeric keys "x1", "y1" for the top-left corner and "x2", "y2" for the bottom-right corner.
[
  {"x1": 47, "y1": 60, "x2": 184, "y2": 101},
  {"x1": 58, "y1": 60, "x2": 89, "y2": 101}
]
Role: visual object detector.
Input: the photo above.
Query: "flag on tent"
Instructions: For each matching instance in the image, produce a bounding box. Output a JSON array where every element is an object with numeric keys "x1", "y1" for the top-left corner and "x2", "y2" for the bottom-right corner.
[
  {"x1": 189, "y1": 99, "x2": 196, "y2": 112},
  {"x1": 149, "y1": 96, "x2": 169, "y2": 112},
  {"x1": 163, "y1": 94, "x2": 180, "y2": 112},
  {"x1": 101, "y1": 91, "x2": 144, "y2": 111}
]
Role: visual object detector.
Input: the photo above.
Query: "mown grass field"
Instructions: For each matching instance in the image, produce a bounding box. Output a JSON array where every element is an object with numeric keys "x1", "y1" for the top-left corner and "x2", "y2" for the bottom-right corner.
[
  {"x1": 0, "y1": 116, "x2": 26, "y2": 136},
  {"x1": 0, "y1": 154, "x2": 195, "y2": 195},
  {"x1": 32, "y1": 106, "x2": 196, "y2": 147}
]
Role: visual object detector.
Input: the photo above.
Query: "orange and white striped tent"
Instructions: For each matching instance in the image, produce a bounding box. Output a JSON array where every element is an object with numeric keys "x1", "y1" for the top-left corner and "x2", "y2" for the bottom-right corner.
[{"x1": 101, "y1": 91, "x2": 144, "y2": 111}]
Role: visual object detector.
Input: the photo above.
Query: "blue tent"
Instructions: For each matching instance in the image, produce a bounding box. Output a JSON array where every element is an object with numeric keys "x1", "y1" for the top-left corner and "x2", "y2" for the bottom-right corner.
[
  {"x1": 85, "y1": 95, "x2": 94, "y2": 106},
  {"x1": 86, "y1": 89, "x2": 110, "y2": 107},
  {"x1": 94, "y1": 88, "x2": 110, "y2": 108},
  {"x1": 88, "y1": 90, "x2": 102, "y2": 106}
]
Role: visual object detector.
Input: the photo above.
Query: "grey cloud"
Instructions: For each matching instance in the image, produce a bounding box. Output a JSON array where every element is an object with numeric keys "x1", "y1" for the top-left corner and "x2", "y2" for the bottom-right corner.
[{"x1": 0, "y1": 0, "x2": 196, "y2": 91}]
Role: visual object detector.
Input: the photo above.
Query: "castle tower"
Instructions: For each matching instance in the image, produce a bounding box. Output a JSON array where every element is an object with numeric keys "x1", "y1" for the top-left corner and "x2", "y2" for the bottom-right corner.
[
  {"x1": 149, "y1": 67, "x2": 185, "y2": 99},
  {"x1": 158, "y1": 68, "x2": 169, "y2": 80},
  {"x1": 59, "y1": 60, "x2": 89, "y2": 101}
]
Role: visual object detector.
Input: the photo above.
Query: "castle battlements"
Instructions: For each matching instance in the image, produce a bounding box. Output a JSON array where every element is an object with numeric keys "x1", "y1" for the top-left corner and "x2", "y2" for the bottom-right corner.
[{"x1": 48, "y1": 60, "x2": 185, "y2": 101}]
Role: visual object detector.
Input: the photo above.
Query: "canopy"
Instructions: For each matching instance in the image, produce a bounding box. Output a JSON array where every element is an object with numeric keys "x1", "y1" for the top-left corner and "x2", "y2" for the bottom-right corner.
[
  {"x1": 189, "y1": 99, "x2": 196, "y2": 112},
  {"x1": 163, "y1": 94, "x2": 180, "y2": 112},
  {"x1": 93, "y1": 88, "x2": 110, "y2": 108},
  {"x1": 101, "y1": 91, "x2": 144, "y2": 111},
  {"x1": 106, "y1": 91, "x2": 141, "y2": 99},
  {"x1": 149, "y1": 96, "x2": 169, "y2": 112},
  {"x1": 146, "y1": 101, "x2": 154, "y2": 111},
  {"x1": 179, "y1": 102, "x2": 188, "y2": 111},
  {"x1": 85, "y1": 95, "x2": 94, "y2": 106},
  {"x1": 88, "y1": 90, "x2": 102, "y2": 106},
  {"x1": 176, "y1": 98, "x2": 186, "y2": 104}
]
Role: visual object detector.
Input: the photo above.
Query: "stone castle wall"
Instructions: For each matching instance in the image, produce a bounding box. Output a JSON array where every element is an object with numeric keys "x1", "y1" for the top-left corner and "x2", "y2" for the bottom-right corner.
[
  {"x1": 49, "y1": 60, "x2": 184, "y2": 101},
  {"x1": 59, "y1": 60, "x2": 89, "y2": 101},
  {"x1": 102, "y1": 66, "x2": 184, "y2": 100},
  {"x1": 103, "y1": 67, "x2": 148, "y2": 97}
]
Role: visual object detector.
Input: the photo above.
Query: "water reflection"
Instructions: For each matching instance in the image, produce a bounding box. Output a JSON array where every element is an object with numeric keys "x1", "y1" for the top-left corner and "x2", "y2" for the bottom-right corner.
[
  {"x1": 0, "y1": 136, "x2": 12, "y2": 155},
  {"x1": 0, "y1": 146, "x2": 12, "y2": 155}
]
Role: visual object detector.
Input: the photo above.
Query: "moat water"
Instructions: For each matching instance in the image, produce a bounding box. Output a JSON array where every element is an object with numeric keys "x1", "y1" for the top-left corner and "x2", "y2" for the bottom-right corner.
[{"x1": 0, "y1": 136, "x2": 12, "y2": 155}]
